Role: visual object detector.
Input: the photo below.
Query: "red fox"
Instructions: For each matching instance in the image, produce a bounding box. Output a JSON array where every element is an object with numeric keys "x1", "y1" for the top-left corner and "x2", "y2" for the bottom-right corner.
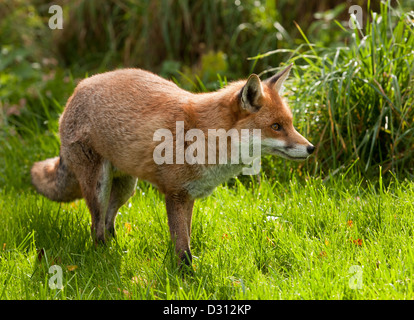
[{"x1": 31, "y1": 64, "x2": 314, "y2": 267}]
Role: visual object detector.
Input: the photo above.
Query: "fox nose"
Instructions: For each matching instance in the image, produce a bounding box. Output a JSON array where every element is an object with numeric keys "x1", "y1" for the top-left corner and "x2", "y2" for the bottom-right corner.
[{"x1": 307, "y1": 145, "x2": 315, "y2": 154}]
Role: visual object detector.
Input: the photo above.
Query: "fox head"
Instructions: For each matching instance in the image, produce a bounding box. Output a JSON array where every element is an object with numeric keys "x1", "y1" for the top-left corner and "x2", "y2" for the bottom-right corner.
[{"x1": 237, "y1": 64, "x2": 314, "y2": 161}]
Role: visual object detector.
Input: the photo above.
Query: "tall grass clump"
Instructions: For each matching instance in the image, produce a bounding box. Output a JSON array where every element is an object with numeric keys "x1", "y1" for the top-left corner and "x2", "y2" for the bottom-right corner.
[
  {"x1": 253, "y1": 1, "x2": 414, "y2": 179},
  {"x1": 45, "y1": 0, "x2": 281, "y2": 76}
]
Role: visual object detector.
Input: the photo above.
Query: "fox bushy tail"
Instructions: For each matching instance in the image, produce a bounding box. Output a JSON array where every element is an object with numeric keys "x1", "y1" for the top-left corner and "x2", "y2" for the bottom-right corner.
[{"x1": 31, "y1": 155, "x2": 82, "y2": 202}]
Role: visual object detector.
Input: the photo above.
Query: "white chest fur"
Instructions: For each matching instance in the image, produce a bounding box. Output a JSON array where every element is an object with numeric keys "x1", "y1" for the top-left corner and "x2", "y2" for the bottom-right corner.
[{"x1": 185, "y1": 163, "x2": 245, "y2": 199}]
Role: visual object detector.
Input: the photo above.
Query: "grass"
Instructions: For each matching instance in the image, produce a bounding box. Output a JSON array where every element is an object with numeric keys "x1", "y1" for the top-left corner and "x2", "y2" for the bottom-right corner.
[{"x1": 1, "y1": 170, "x2": 413, "y2": 299}]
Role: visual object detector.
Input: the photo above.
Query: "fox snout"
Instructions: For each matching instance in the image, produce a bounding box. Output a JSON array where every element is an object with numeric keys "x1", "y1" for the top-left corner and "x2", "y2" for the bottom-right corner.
[
  {"x1": 262, "y1": 136, "x2": 314, "y2": 161},
  {"x1": 278, "y1": 128, "x2": 315, "y2": 161},
  {"x1": 282, "y1": 142, "x2": 315, "y2": 161},
  {"x1": 307, "y1": 145, "x2": 315, "y2": 154}
]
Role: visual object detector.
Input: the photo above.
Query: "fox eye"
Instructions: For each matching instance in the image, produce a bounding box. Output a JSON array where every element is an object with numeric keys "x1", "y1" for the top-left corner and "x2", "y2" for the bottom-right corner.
[{"x1": 271, "y1": 123, "x2": 282, "y2": 131}]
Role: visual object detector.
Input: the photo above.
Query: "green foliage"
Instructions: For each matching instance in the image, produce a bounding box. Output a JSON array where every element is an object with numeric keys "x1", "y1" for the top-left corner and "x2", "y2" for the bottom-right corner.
[
  {"x1": 178, "y1": 50, "x2": 229, "y2": 91},
  {"x1": 49, "y1": 0, "x2": 280, "y2": 75},
  {"x1": 253, "y1": 1, "x2": 414, "y2": 179}
]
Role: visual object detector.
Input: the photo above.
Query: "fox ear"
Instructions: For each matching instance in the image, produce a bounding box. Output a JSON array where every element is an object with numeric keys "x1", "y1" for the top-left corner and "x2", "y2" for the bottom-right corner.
[
  {"x1": 239, "y1": 74, "x2": 264, "y2": 113},
  {"x1": 265, "y1": 63, "x2": 293, "y2": 93}
]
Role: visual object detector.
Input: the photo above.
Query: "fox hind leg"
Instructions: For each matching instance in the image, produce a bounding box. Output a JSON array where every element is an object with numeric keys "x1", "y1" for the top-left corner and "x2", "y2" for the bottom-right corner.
[
  {"x1": 105, "y1": 175, "x2": 137, "y2": 238},
  {"x1": 76, "y1": 158, "x2": 113, "y2": 245},
  {"x1": 62, "y1": 141, "x2": 116, "y2": 245},
  {"x1": 89, "y1": 159, "x2": 113, "y2": 244}
]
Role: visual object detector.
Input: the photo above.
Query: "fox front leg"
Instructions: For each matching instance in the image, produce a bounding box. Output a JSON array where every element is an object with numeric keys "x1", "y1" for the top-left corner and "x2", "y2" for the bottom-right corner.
[{"x1": 165, "y1": 194, "x2": 194, "y2": 268}]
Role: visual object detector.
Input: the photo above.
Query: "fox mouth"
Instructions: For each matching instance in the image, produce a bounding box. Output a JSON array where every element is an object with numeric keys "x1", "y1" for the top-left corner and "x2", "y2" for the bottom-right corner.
[{"x1": 271, "y1": 148, "x2": 308, "y2": 161}]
